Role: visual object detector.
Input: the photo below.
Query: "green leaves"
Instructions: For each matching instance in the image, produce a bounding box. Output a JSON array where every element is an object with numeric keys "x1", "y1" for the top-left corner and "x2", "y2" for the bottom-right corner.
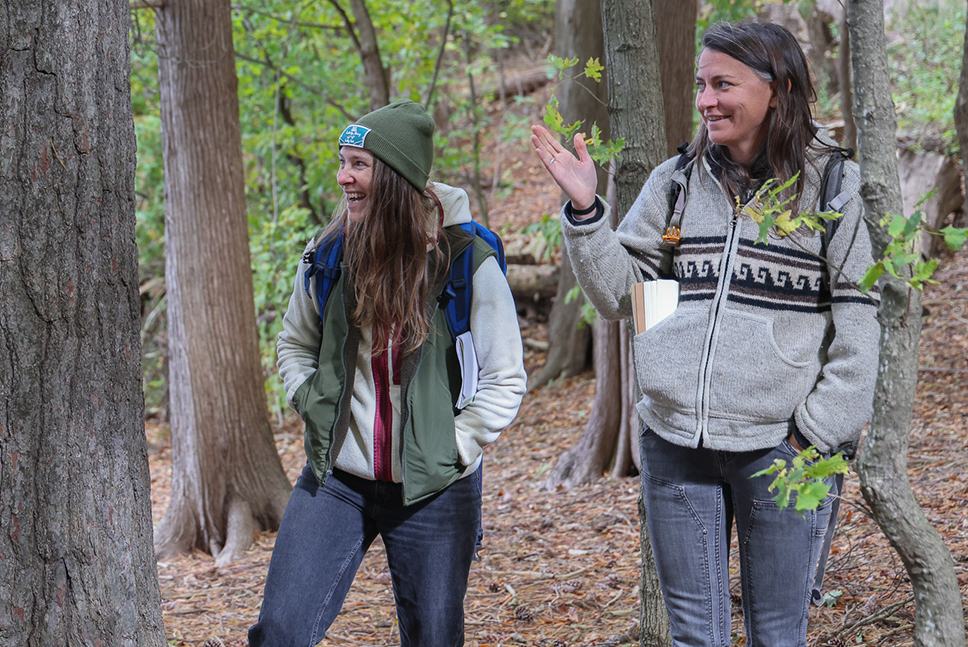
[
  {"x1": 862, "y1": 203, "x2": 968, "y2": 292},
  {"x1": 941, "y1": 226, "x2": 968, "y2": 250},
  {"x1": 543, "y1": 96, "x2": 582, "y2": 141},
  {"x1": 752, "y1": 449, "x2": 849, "y2": 514},
  {"x1": 543, "y1": 55, "x2": 624, "y2": 167}
]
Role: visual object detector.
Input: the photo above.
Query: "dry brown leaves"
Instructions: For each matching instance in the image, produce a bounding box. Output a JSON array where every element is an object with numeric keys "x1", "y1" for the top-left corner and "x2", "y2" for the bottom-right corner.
[{"x1": 150, "y1": 90, "x2": 968, "y2": 646}]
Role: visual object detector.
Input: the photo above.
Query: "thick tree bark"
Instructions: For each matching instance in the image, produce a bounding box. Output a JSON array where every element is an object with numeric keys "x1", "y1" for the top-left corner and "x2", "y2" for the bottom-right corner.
[
  {"x1": 655, "y1": 0, "x2": 697, "y2": 156},
  {"x1": 529, "y1": 0, "x2": 604, "y2": 389},
  {"x1": 955, "y1": 5, "x2": 968, "y2": 169},
  {"x1": 849, "y1": 1, "x2": 966, "y2": 644},
  {"x1": 600, "y1": 1, "x2": 672, "y2": 645},
  {"x1": 349, "y1": 0, "x2": 390, "y2": 111},
  {"x1": 542, "y1": 313, "x2": 623, "y2": 488},
  {"x1": 153, "y1": 0, "x2": 292, "y2": 566},
  {"x1": 839, "y1": 11, "x2": 857, "y2": 149},
  {"x1": 0, "y1": 1, "x2": 165, "y2": 645},
  {"x1": 528, "y1": 251, "x2": 591, "y2": 390}
]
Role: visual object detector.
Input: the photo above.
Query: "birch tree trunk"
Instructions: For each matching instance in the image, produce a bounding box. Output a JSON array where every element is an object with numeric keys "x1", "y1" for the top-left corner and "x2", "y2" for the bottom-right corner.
[
  {"x1": 849, "y1": 1, "x2": 966, "y2": 644},
  {"x1": 599, "y1": 1, "x2": 672, "y2": 644},
  {"x1": 153, "y1": 0, "x2": 292, "y2": 566},
  {"x1": 0, "y1": 0, "x2": 165, "y2": 644}
]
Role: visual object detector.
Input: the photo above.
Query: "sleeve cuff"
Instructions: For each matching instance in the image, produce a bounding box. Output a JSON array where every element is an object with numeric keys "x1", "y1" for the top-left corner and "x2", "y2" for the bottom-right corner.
[{"x1": 564, "y1": 198, "x2": 604, "y2": 225}]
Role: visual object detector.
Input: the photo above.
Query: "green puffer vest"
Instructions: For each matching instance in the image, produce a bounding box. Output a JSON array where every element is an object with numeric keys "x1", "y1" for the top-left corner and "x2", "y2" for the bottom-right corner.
[{"x1": 292, "y1": 226, "x2": 495, "y2": 505}]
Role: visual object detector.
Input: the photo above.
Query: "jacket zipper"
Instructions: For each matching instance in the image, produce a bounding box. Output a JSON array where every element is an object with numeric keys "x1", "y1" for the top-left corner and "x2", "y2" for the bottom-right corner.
[
  {"x1": 696, "y1": 205, "x2": 741, "y2": 446},
  {"x1": 398, "y1": 303, "x2": 435, "y2": 504}
]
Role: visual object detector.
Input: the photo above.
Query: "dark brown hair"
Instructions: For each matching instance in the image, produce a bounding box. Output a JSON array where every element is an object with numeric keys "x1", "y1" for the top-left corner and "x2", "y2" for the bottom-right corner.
[
  {"x1": 318, "y1": 156, "x2": 447, "y2": 354},
  {"x1": 690, "y1": 21, "x2": 839, "y2": 210}
]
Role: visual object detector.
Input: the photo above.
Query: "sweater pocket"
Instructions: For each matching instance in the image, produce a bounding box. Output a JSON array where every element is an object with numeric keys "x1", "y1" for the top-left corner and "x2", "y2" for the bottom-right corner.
[
  {"x1": 707, "y1": 310, "x2": 818, "y2": 423},
  {"x1": 632, "y1": 304, "x2": 706, "y2": 416}
]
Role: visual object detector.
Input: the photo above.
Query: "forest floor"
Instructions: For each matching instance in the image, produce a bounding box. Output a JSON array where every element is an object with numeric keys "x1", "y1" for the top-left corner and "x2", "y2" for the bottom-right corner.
[{"x1": 147, "y1": 92, "x2": 968, "y2": 646}]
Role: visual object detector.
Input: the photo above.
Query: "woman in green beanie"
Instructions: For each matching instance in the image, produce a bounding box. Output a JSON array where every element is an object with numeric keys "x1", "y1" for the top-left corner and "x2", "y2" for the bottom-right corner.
[{"x1": 249, "y1": 99, "x2": 526, "y2": 646}]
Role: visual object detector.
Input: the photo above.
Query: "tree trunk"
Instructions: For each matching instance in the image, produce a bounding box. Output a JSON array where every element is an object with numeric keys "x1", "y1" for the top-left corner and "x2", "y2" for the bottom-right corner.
[
  {"x1": 529, "y1": 0, "x2": 605, "y2": 389},
  {"x1": 349, "y1": 0, "x2": 390, "y2": 111},
  {"x1": 839, "y1": 11, "x2": 857, "y2": 149},
  {"x1": 528, "y1": 252, "x2": 591, "y2": 389},
  {"x1": 849, "y1": 1, "x2": 967, "y2": 645},
  {"x1": 542, "y1": 313, "x2": 623, "y2": 488},
  {"x1": 600, "y1": 1, "x2": 672, "y2": 645},
  {"x1": 0, "y1": 1, "x2": 165, "y2": 644},
  {"x1": 153, "y1": 0, "x2": 292, "y2": 566},
  {"x1": 655, "y1": 0, "x2": 698, "y2": 156},
  {"x1": 954, "y1": 4, "x2": 968, "y2": 168}
]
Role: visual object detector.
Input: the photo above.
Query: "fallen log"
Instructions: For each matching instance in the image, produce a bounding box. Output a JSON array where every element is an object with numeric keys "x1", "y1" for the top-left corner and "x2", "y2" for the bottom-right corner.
[
  {"x1": 506, "y1": 263, "x2": 559, "y2": 302},
  {"x1": 481, "y1": 68, "x2": 551, "y2": 102}
]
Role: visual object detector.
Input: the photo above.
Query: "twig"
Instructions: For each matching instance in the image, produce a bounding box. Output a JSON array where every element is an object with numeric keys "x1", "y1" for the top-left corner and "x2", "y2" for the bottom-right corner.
[
  {"x1": 231, "y1": 4, "x2": 345, "y2": 31},
  {"x1": 50, "y1": 139, "x2": 67, "y2": 171},
  {"x1": 816, "y1": 593, "x2": 914, "y2": 642},
  {"x1": 423, "y1": 0, "x2": 454, "y2": 112},
  {"x1": 324, "y1": 0, "x2": 362, "y2": 55},
  {"x1": 918, "y1": 366, "x2": 968, "y2": 373},
  {"x1": 131, "y1": 0, "x2": 164, "y2": 9}
]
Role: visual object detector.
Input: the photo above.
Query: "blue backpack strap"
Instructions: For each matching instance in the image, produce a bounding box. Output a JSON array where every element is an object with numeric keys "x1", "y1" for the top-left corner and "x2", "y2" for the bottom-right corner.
[
  {"x1": 462, "y1": 222, "x2": 506, "y2": 273},
  {"x1": 303, "y1": 230, "x2": 345, "y2": 326},
  {"x1": 439, "y1": 222, "x2": 504, "y2": 339}
]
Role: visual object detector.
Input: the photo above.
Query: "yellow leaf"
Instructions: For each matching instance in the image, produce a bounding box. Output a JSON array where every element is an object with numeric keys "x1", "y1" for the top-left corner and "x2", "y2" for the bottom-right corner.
[{"x1": 775, "y1": 210, "x2": 797, "y2": 235}]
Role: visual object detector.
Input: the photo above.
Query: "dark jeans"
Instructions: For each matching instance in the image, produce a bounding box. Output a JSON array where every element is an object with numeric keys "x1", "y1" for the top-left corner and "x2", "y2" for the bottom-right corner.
[
  {"x1": 249, "y1": 466, "x2": 481, "y2": 647},
  {"x1": 640, "y1": 428, "x2": 833, "y2": 647}
]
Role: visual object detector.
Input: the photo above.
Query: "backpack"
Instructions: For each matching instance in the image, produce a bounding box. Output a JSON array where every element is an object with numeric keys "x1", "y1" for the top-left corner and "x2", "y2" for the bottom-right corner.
[
  {"x1": 663, "y1": 144, "x2": 855, "y2": 249},
  {"x1": 301, "y1": 220, "x2": 507, "y2": 352}
]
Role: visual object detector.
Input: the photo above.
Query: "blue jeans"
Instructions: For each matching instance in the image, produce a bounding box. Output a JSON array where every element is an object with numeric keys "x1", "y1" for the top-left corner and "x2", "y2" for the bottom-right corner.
[
  {"x1": 249, "y1": 466, "x2": 481, "y2": 647},
  {"x1": 640, "y1": 428, "x2": 832, "y2": 647}
]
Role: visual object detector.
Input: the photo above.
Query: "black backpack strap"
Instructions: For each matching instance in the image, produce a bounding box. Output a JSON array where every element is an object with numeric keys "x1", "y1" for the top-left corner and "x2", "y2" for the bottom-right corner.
[
  {"x1": 819, "y1": 148, "x2": 855, "y2": 253},
  {"x1": 664, "y1": 142, "x2": 694, "y2": 248}
]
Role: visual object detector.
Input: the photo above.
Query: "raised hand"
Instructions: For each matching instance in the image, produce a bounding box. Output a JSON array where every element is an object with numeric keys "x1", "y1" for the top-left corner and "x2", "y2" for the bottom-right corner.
[{"x1": 530, "y1": 124, "x2": 599, "y2": 213}]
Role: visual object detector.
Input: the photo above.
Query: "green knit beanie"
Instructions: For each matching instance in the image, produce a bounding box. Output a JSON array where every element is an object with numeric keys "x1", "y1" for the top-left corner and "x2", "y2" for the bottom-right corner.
[{"x1": 338, "y1": 99, "x2": 435, "y2": 190}]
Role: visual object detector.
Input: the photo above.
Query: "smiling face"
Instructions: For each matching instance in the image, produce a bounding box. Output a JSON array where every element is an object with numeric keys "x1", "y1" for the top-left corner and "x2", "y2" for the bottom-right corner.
[
  {"x1": 696, "y1": 49, "x2": 777, "y2": 167},
  {"x1": 337, "y1": 147, "x2": 375, "y2": 223}
]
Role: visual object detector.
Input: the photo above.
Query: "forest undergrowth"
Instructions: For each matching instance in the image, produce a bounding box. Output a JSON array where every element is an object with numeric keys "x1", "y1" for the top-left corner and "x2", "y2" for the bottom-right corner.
[{"x1": 148, "y1": 251, "x2": 968, "y2": 647}]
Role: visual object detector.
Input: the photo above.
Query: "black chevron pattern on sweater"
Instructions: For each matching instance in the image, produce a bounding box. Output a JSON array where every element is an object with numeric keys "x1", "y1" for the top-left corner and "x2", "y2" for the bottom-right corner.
[{"x1": 672, "y1": 236, "x2": 874, "y2": 313}]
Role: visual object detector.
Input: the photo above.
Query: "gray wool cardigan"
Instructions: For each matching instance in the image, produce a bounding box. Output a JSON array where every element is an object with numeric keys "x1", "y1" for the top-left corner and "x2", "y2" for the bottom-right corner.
[{"x1": 561, "y1": 142, "x2": 879, "y2": 455}]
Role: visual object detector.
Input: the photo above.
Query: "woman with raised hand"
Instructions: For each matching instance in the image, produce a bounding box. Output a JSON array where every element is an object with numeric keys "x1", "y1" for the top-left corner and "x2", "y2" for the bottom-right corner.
[
  {"x1": 250, "y1": 99, "x2": 526, "y2": 647},
  {"x1": 532, "y1": 21, "x2": 878, "y2": 646}
]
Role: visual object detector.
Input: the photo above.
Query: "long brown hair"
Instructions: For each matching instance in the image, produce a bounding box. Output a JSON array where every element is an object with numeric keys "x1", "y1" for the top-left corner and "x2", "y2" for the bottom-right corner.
[
  {"x1": 318, "y1": 156, "x2": 446, "y2": 353},
  {"x1": 690, "y1": 21, "x2": 839, "y2": 211}
]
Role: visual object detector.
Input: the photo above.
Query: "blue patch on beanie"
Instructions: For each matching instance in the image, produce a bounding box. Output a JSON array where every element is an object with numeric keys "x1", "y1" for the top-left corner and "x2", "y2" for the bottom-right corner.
[{"x1": 339, "y1": 124, "x2": 371, "y2": 148}]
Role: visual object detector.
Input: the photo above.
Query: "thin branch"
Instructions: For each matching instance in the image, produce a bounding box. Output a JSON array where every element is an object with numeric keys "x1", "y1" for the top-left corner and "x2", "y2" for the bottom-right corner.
[
  {"x1": 424, "y1": 0, "x2": 454, "y2": 112},
  {"x1": 231, "y1": 4, "x2": 346, "y2": 32},
  {"x1": 325, "y1": 0, "x2": 362, "y2": 55},
  {"x1": 131, "y1": 0, "x2": 164, "y2": 9},
  {"x1": 234, "y1": 52, "x2": 356, "y2": 122}
]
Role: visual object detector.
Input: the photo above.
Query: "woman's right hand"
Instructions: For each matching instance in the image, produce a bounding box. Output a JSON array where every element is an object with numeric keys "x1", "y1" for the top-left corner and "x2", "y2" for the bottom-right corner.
[{"x1": 530, "y1": 124, "x2": 599, "y2": 213}]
